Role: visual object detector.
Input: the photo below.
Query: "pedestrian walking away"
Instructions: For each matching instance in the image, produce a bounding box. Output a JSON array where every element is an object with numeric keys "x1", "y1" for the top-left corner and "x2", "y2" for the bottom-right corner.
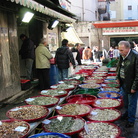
[{"x1": 55, "y1": 39, "x2": 76, "y2": 81}]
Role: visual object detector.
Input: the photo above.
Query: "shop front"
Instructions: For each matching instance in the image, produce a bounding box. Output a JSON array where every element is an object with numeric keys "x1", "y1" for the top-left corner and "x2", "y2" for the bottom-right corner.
[{"x1": 0, "y1": 0, "x2": 76, "y2": 101}]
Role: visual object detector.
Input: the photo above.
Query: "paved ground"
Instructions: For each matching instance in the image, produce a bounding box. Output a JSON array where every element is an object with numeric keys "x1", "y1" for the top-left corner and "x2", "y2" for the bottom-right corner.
[{"x1": 0, "y1": 85, "x2": 138, "y2": 138}]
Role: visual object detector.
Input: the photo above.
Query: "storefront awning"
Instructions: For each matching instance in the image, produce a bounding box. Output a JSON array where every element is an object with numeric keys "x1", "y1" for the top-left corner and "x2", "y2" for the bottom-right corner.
[
  {"x1": 8, "y1": 0, "x2": 76, "y2": 23},
  {"x1": 93, "y1": 20, "x2": 138, "y2": 28},
  {"x1": 61, "y1": 27, "x2": 84, "y2": 44}
]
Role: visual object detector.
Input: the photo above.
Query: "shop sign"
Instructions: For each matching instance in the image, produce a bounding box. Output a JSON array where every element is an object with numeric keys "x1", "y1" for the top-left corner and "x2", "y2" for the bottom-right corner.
[{"x1": 103, "y1": 27, "x2": 138, "y2": 35}]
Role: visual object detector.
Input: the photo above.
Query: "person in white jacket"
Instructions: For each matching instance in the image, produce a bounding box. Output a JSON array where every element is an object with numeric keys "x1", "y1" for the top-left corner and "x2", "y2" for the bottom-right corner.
[{"x1": 113, "y1": 46, "x2": 120, "y2": 59}]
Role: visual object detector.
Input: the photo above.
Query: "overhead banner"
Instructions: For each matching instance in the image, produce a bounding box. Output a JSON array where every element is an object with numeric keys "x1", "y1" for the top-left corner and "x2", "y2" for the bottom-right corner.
[
  {"x1": 8, "y1": 0, "x2": 76, "y2": 23},
  {"x1": 103, "y1": 27, "x2": 138, "y2": 35}
]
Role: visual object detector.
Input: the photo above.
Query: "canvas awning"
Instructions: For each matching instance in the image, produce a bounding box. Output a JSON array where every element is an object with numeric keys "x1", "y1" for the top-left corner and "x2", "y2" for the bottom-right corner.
[
  {"x1": 93, "y1": 20, "x2": 138, "y2": 28},
  {"x1": 8, "y1": 0, "x2": 76, "y2": 23},
  {"x1": 61, "y1": 27, "x2": 83, "y2": 44}
]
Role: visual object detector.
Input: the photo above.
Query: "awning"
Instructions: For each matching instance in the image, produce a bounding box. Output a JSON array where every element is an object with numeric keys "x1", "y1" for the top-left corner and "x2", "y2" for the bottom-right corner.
[
  {"x1": 61, "y1": 27, "x2": 84, "y2": 44},
  {"x1": 93, "y1": 20, "x2": 138, "y2": 28},
  {"x1": 8, "y1": 0, "x2": 76, "y2": 23}
]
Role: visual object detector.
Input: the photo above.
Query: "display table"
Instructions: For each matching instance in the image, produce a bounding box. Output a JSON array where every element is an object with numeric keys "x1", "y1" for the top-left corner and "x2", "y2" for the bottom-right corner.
[{"x1": 28, "y1": 90, "x2": 74, "y2": 136}]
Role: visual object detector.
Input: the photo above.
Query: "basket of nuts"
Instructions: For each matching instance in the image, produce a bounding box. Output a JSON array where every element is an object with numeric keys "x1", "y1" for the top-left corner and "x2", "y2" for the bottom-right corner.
[
  {"x1": 0, "y1": 119, "x2": 30, "y2": 138},
  {"x1": 86, "y1": 108, "x2": 121, "y2": 122},
  {"x1": 6, "y1": 105, "x2": 49, "y2": 122},
  {"x1": 78, "y1": 121, "x2": 121, "y2": 138},
  {"x1": 66, "y1": 94, "x2": 97, "y2": 105},
  {"x1": 92, "y1": 98, "x2": 122, "y2": 109}
]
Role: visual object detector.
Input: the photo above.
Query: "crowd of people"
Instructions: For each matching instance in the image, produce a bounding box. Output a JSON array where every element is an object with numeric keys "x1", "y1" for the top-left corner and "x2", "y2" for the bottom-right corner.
[{"x1": 19, "y1": 35, "x2": 138, "y2": 128}]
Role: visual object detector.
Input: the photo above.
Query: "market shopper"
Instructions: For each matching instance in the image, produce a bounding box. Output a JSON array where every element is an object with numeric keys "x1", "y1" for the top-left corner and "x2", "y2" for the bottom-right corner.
[
  {"x1": 71, "y1": 43, "x2": 82, "y2": 65},
  {"x1": 55, "y1": 39, "x2": 76, "y2": 81},
  {"x1": 117, "y1": 41, "x2": 138, "y2": 128},
  {"x1": 19, "y1": 34, "x2": 35, "y2": 80},
  {"x1": 35, "y1": 38, "x2": 53, "y2": 90}
]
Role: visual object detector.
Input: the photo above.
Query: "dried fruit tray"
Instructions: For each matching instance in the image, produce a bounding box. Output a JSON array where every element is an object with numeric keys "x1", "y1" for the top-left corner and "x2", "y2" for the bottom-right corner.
[{"x1": 6, "y1": 105, "x2": 49, "y2": 122}]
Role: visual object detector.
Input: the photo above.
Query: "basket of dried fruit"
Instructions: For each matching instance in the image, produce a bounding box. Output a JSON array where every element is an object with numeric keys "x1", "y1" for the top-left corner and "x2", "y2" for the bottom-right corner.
[
  {"x1": 0, "y1": 119, "x2": 30, "y2": 138},
  {"x1": 50, "y1": 83, "x2": 75, "y2": 92},
  {"x1": 66, "y1": 94, "x2": 97, "y2": 105},
  {"x1": 40, "y1": 89, "x2": 68, "y2": 98},
  {"x1": 102, "y1": 87, "x2": 120, "y2": 92},
  {"x1": 101, "y1": 83, "x2": 120, "y2": 88},
  {"x1": 29, "y1": 132, "x2": 71, "y2": 138},
  {"x1": 56, "y1": 103, "x2": 92, "y2": 117},
  {"x1": 91, "y1": 98, "x2": 122, "y2": 109},
  {"x1": 58, "y1": 79, "x2": 80, "y2": 86},
  {"x1": 24, "y1": 95, "x2": 60, "y2": 108},
  {"x1": 79, "y1": 83, "x2": 101, "y2": 89},
  {"x1": 78, "y1": 121, "x2": 121, "y2": 138},
  {"x1": 83, "y1": 79, "x2": 104, "y2": 84},
  {"x1": 92, "y1": 72, "x2": 107, "y2": 77},
  {"x1": 42, "y1": 115, "x2": 85, "y2": 136},
  {"x1": 97, "y1": 91, "x2": 121, "y2": 99},
  {"x1": 6, "y1": 105, "x2": 49, "y2": 122},
  {"x1": 75, "y1": 88, "x2": 100, "y2": 96},
  {"x1": 86, "y1": 108, "x2": 121, "y2": 122}
]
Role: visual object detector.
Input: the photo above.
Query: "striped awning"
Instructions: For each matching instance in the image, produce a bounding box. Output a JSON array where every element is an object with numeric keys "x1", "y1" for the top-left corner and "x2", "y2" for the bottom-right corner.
[{"x1": 9, "y1": 0, "x2": 76, "y2": 23}]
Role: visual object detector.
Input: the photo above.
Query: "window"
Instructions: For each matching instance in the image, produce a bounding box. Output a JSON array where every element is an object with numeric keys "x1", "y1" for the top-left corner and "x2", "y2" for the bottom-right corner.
[{"x1": 128, "y1": 6, "x2": 132, "y2": 10}]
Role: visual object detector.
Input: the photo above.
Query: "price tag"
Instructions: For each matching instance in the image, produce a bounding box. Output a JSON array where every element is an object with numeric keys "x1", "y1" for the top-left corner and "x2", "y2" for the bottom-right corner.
[
  {"x1": 101, "y1": 84, "x2": 106, "y2": 86},
  {"x1": 0, "y1": 121, "x2": 2, "y2": 125},
  {"x1": 15, "y1": 126, "x2": 26, "y2": 132},
  {"x1": 25, "y1": 98, "x2": 35, "y2": 102},
  {"x1": 41, "y1": 90, "x2": 48, "y2": 93},
  {"x1": 96, "y1": 100, "x2": 101, "y2": 104},
  {"x1": 56, "y1": 106, "x2": 62, "y2": 110},
  {"x1": 68, "y1": 85, "x2": 74, "y2": 88},
  {"x1": 84, "y1": 122, "x2": 89, "y2": 135},
  {"x1": 58, "y1": 91, "x2": 65, "y2": 93},
  {"x1": 91, "y1": 111, "x2": 98, "y2": 115},
  {"x1": 58, "y1": 81, "x2": 64, "y2": 84},
  {"x1": 51, "y1": 86, "x2": 57, "y2": 88},
  {"x1": 42, "y1": 119, "x2": 51, "y2": 124},
  {"x1": 11, "y1": 108, "x2": 22, "y2": 111}
]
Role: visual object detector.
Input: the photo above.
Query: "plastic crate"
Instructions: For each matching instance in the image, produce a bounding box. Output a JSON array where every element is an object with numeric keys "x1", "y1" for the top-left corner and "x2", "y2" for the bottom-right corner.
[{"x1": 20, "y1": 79, "x2": 31, "y2": 90}]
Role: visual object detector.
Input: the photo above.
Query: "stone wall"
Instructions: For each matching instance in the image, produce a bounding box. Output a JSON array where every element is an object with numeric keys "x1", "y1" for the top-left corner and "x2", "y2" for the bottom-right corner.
[{"x1": 0, "y1": 10, "x2": 21, "y2": 101}]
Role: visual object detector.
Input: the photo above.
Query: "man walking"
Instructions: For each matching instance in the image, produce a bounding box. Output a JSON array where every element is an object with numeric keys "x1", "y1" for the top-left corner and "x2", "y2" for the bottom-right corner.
[
  {"x1": 55, "y1": 39, "x2": 76, "y2": 81},
  {"x1": 117, "y1": 41, "x2": 138, "y2": 128}
]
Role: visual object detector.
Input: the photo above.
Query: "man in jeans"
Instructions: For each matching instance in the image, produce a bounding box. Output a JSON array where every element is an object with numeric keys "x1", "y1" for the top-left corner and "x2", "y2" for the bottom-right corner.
[
  {"x1": 55, "y1": 39, "x2": 76, "y2": 81},
  {"x1": 19, "y1": 34, "x2": 35, "y2": 80},
  {"x1": 117, "y1": 41, "x2": 138, "y2": 128}
]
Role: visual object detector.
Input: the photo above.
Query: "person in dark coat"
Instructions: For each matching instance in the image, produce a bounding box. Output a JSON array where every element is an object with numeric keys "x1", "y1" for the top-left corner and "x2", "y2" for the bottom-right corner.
[
  {"x1": 117, "y1": 41, "x2": 138, "y2": 128},
  {"x1": 19, "y1": 34, "x2": 35, "y2": 80},
  {"x1": 55, "y1": 39, "x2": 76, "y2": 81},
  {"x1": 71, "y1": 43, "x2": 82, "y2": 65}
]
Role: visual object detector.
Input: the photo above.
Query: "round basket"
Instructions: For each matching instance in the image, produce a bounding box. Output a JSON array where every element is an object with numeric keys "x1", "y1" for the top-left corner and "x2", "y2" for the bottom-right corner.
[
  {"x1": 78, "y1": 121, "x2": 121, "y2": 138},
  {"x1": 75, "y1": 89, "x2": 100, "y2": 96},
  {"x1": 0, "y1": 119, "x2": 30, "y2": 138},
  {"x1": 92, "y1": 98, "x2": 122, "y2": 109},
  {"x1": 50, "y1": 84, "x2": 75, "y2": 92},
  {"x1": 86, "y1": 108, "x2": 121, "y2": 122},
  {"x1": 79, "y1": 83, "x2": 101, "y2": 89},
  {"x1": 102, "y1": 83, "x2": 119, "y2": 88},
  {"x1": 40, "y1": 89, "x2": 68, "y2": 98},
  {"x1": 58, "y1": 79, "x2": 80, "y2": 86},
  {"x1": 6, "y1": 105, "x2": 49, "y2": 122},
  {"x1": 24, "y1": 95, "x2": 60, "y2": 108},
  {"x1": 29, "y1": 132, "x2": 71, "y2": 138},
  {"x1": 66, "y1": 94, "x2": 97, "y2": 105},
  {"x1": 97, "y1": 91, "x2": 121, "y2": 99},
  {"x1": 83, "y1": 79, "x2": 104, "y2": 84},
  {"x1": 42, "y1": 115, "x2": 85, "y2": 136},
  {"x1": 56, "y1": 103, "x2": 92, "y2": 117}
]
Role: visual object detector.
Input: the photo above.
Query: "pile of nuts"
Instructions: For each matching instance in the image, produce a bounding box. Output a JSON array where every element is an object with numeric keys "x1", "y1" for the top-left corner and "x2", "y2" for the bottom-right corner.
[
  {"x1": 93, "y1": 99, "x2": 120, "y2": 108},
  {"x1": 0, "y1": 120, "x2": 30, "y2": 137},
  {"x1": 87, "y1": 108, "x2": 120, "y2": 121},
  {"x1": 79, "y1": 122, "x2": 119, "y2": 138},
  {"x1": 80, "y1": 84, "x2": 101, "y2": 89}
]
